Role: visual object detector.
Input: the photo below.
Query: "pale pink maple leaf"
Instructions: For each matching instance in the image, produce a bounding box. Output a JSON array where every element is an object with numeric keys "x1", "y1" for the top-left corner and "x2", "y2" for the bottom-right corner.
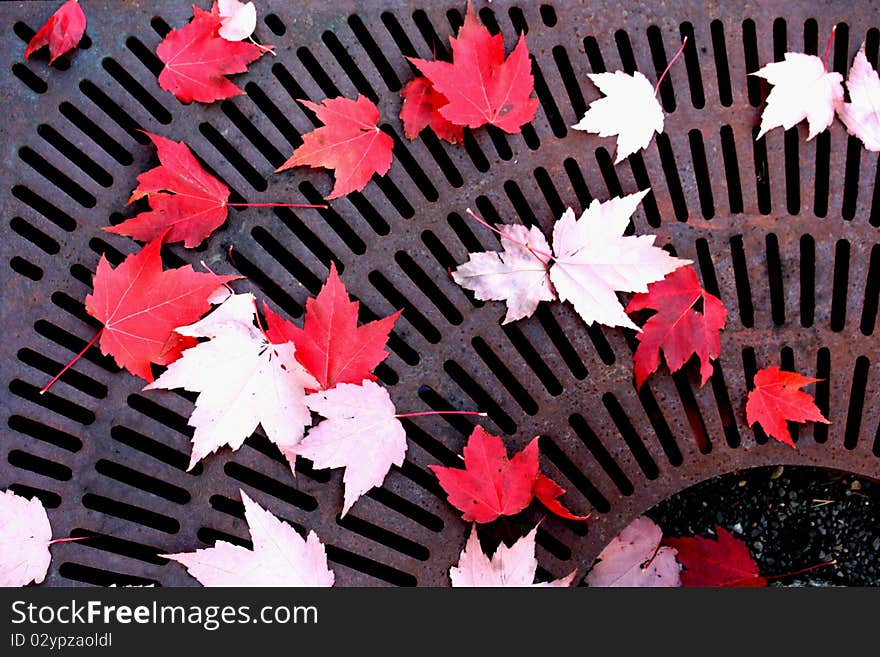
[
  {"x1": 146, "y1": 293, "x2": 319, "y2": 470},
  {"x1": 836, "y1": 45, "x2": 880, "y2": 152},
  {"x1": 451, "y1": 220, "x2": 555, "y2": 324},
  {"x1": 450, "y1": 524, "x2": 576, "y2": 587},
  {"x1": 572, "y1": 71, "x2": 664, "y2": 164},
  {"x1": 0, "y1": 490, "x2": 53, "y2": 587},
  {"x1": 217, "y1": 0, "x2": 257, "y2": 42},
  {"x1": 549, "y1": 189, "x2": 691, "y2": 330},
  {"x1": 287, "y1": 380, "x2": 407, "y2": 516},
  {"x1": 751, "y1": 52, "x2": 844, "y2": 140},
  {"x1": 586, "y1": 515, "x2": 681, "y2": 587},
  {"x1": 163, "y1": 490, "x2": 334, "y2": 586}
]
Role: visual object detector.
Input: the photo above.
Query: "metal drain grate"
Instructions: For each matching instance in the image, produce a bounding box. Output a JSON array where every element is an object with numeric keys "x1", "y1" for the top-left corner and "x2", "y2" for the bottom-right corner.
[{"x1": 2, "y1": 1, "x2": 879, "y2": 587}]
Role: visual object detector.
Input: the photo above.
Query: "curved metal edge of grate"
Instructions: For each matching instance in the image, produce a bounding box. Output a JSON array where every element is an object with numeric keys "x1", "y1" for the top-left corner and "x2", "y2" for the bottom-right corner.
[{"x1": 1, "y1": 0, "x2": 879, "y2": 587}]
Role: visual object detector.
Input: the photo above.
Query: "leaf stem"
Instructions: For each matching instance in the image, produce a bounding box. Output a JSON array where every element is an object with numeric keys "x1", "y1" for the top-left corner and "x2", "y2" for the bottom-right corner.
[
  {"x1": 40, "y1": 329, "x2": 103, "y2": 395},
  {"x1": 764, "y1": 559, "x2": 837, "y2": 582},
  {"x1": 248, "y1": 36, "x2": 276, "y2": 56},
  {"x1": 464, "y1": 209, "x2": 555, "y2": 262},
  {"x1": 48, "y1": 536, "x2": 89, "y2": 546},
  {"x1": 227, "y1": 202, "x2": 327, "y2": 209},
  {"x1": 654, "y1": 37, "x2": 688, "y2": 96},
  {"x1": 823, "y1": 25, "x2": 837, "y2": 72},
  {"x1": 395, "y1": 411, "x2": 487, "y2": 419}
]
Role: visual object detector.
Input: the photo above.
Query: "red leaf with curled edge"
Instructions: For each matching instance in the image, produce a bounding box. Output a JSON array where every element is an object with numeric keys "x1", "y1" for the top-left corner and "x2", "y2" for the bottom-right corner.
[
  {"x1": 105, "y1": 132, "x2": 231, "y2": 248},
  {"x1": 745, "y1": 366, "x2": 830, "y2": 448},
  {"x1": 24, "y1": 0, "x2": 86, "y2": 64},
  {"x1": 85, "y1": 236, "x2": 238, "y2": 382},
  {"x1": 408, "y1": 2, "x2": 537, "y2": 133},
  {"x1": 157, "y1": 6, "x2": 265, "y2": 104},
  {"x1": 260, "y1": 263, "x2": 400, "y2": 392},
  {"x1": 663, "y1": 526, "x2": 766, "y2": 587},
  {"x1": 430, "y1": 427, "x2": 587, "y2": 523},
  {"x1": 276, "y1": 95, "x2": 394, "y2": 199},
  {"x1": 625, "y1": 266, "x2": 727, "y2": 390},
  {"x1": 399, "y1": 77, "x2": 464, "y2": 144}
]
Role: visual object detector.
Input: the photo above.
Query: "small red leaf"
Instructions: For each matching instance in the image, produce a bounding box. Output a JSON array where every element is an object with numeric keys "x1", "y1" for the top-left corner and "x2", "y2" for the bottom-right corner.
[
  {"x1": 276, "y1": 95, "x2": 394, "y2": 199},
  {"x1": 25, "y1": 0, "x2": 86, "y2": 64},
  {"x1": 262, "y1": 263, "x2": 400, "y2": 391},
  {"x1": 105, "y1": 131, "x2": 231, "y2": 248},
  {"x1": 664, "y1": 526, "x2": 766, "y2": 587},
  {"x1": 625, "y1": 266, "x2": 727, "y2": 389},
  {"x1": 399, "y1": 77, "x2": 464, "y2": 144},
  {"x1": 745, "y1": 365, "x2": 830, "y2": 448},
  {"x1": 157, "y1": 6, "x2": 265, "y2": 104},
  {"x1": 430, "y1": 428, "x2": 586, "y2": 523},
  {"x1": 85, "y1": 236, "x2": 238, "y2": 381}
]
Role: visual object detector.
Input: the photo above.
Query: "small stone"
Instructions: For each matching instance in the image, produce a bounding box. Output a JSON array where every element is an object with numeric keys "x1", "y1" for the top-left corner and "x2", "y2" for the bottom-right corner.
[
  {"x1": 732, "y1": 522, "x2": 743, "y2": 534},
  {"x1": 769, "y1": 466, "x2": 784, "y2": 480},
  {"x1": 738, "y1": 480, "x2": 747, "y2": 487},
  {"x1": 872, "y1": 537, "x2": 880, "y2": 551},
  {"x1": 851, "y1": 480, "x2": 862, "y2": 491},
  {"x1": 754, "y1": 541, "x2": 764, "y2": 551}
]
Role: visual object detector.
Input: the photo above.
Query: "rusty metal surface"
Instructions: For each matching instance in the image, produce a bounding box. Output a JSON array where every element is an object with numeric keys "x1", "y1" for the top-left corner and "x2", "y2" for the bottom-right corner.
[{"x1": 1, "y1": 0, "x2": 878, "y2": 586}]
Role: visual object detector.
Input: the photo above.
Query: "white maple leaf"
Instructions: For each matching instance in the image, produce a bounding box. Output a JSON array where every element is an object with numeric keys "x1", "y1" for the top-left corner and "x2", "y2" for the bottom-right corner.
[
  {"x1": 450, "y1": 524, "x2": 576, "y2": 587},
  {"x1": 837, "y1": 44, "x2": 880, "y2": 152},
  {"x1": 451, "y1": 221, "x2": 555, "y2": 324},
  {"x1": 572, "y1": 71, "x2": 664, "y2": 164},
  {"x1": 751, "y1": 52, "x2": 844, "y2": 140},
  {"x1": 287, "y1": 380, "x2": 407, "y2": 516},
  {"x1": 146, "y1": 293, "x2": 319, "y2": 470},
  {"x1": 585, "y1": 516, "x2": 681, "y2": 587},
  {"x1": 0, "y1": 490, "x2": 53, "y2": 587},
  {"x1": 549, "y1": 189, "x2": 691, "y2": 330},
  {"x1": 217, "y1": 0, "x2": 257, "y2": 42},
  {"x1": 163, "y1": 490, "x2": 334, "y2": 586}
]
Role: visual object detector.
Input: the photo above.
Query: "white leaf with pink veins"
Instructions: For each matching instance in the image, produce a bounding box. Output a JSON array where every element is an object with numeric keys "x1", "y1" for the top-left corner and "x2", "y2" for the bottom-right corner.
[
  {"x1": 452, "y1": 220, "x2": 555, "y2": 324},
  {"x1": 146, "y1": 293, "x2": 318, "y2": 470},
  {"x1": 572, "y1": 71, "x2": 664, "y2": 164},
  {"x1": 837, "y1": 45, "x2": 880, "y2": 152},
  {"x1": 163, "y1": 490, "x2": 335, "y2": 586},
  {"x1": 751, "y1": 52, "x2": 844, "y2": 140},
  {"x1": 217, "y1": 0, "x2": 257, "y2": 42},
  {"x1": 586, "y1": 515, "x2": 681, "y2": 587},
  {"x1": 549, "y1": 189, "x2": 690, "y2": 330},
  {"x1": 450, "y1": 525, "x2": 576, "y2": 587},
  {"x1": 0, "y1": 489, "x2": 53, "y2": 587},
  {"x1": 289, "y1": 381, "x2": 407, "y2": 516}
]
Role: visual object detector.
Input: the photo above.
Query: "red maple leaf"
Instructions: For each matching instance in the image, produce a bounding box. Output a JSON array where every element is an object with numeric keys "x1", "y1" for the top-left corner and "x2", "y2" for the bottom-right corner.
[
  {"x1": 745, "y1": 366, "x2": 830, "y2": 448},
  {"x1": 430, "y1": 426, "x2": 587, "y2": 523},
  {"x1": 408, "y1": 2, "x2": 538, "y2": 133},
  {"x1": 157, "y1": 6, "x2": 265, "y2": 104},
  {"x1": 105, "y1": 132, "x2": 230, "y2": 248},
  {"x1": 84, "y1": 236, "x2": 238, "y2": 382},
  {"x1": 663, "y1": 526, "x2": 766, "y2": 587},
  {"x1": 276, "y1": 95, "x2": 394, "y2": 199},
  {"x1": 625, "y1": 266, "x2": 727, "y2": 389},
  {"x1": 24, "y1": 0, "x2": 86, "y2": 64},
  {"x1": 261, "y1": 263, "x2": 400, "y2": 391},
  {"x1": 399, "y1": 77, "x2": 464, "y2": 144}
]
